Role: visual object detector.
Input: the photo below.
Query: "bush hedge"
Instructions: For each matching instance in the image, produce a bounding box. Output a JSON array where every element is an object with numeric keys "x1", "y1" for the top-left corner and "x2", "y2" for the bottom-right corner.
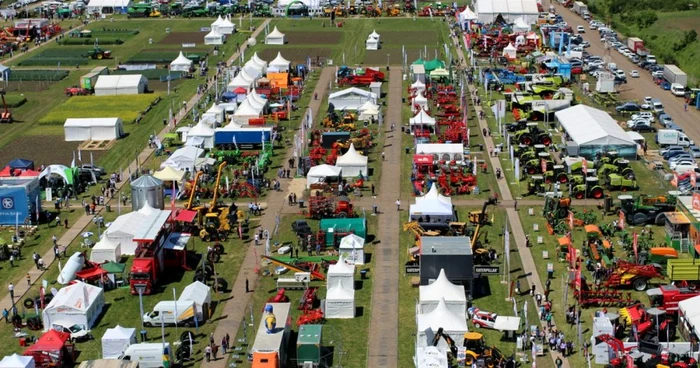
[
  {"x1": 8, "y1": 70, "x2": 69, "y2": 81},
  {"x1": 38, "y1": 94, "x2": 161, "y2": 125},
  {"x1": 58, "y1": 37, "x2": 125, "y2": 46}
]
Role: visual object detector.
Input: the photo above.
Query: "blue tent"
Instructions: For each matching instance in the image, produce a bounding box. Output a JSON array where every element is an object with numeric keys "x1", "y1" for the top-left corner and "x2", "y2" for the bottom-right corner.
[{"x1": 8, "y1": 158, "x2": 34, "y2": 170}]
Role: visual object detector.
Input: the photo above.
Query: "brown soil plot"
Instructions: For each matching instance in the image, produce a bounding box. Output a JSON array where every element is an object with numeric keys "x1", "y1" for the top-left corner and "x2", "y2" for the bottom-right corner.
[
  {"x1": 0, "y1": 135, "x2": 102, "y2": 169},
  {"x1": 259, "y1": 48, "x2": 333, "y2": 63},
  {"x1": 283, "y1": 31, "x2": 342, "y2": 45}
]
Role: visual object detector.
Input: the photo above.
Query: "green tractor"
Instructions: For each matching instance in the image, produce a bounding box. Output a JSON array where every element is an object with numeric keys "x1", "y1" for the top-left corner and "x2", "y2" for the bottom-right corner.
[
  {"x1": 544, "y1": 164, "x2": 570, "y2": 184},
  {"x1": 606, "y1": 173, "x2": 638, "y2": 191},
  {"x1": 182, "y1": 6, "x2": 207, "y2": 17},
  {"x1": 523, "y1": 152, "x2": 553, "y2": 175},
  {"x1": 526, "y1": 175, "x2": 546, "y2": 196},
  {"x1": 86, "y1": 46, "x2": 111, "y2": 60},
  {"x1": 571, "y1": 176, "x2": 605, "y2": 199},
  {"x1": 543, "y1": 194, "x2": 573, "y2": 233},
  {"x1": 253, "y1": 4, "x2": 272, "y2": 16},
  {"x1": 127, "y1": 3, "x2": 155, "y2": 17},
  {"x1": 512, "y1": 122, "x2": 553, "y2": 146},
  {"x1": 594, "y1": 151, "x2": 619, "y2": 168},
  {"x1": 618, "y1": 194, "x2": 677, "y2": 226}
]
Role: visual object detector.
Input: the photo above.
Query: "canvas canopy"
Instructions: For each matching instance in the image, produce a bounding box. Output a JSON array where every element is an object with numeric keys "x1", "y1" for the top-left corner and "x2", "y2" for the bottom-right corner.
[
  {"x1": 306, "y1": 164, "x2": 342, "y2": 188},
  {"x1": 416, "y1": 184, "x2": 452, "y2": 206},
  {"x1": 64, "y1": 118, "x2": 124, "y2": 142},
  {"x1": 104, "y1": 204, "x2": 172, "y2": 255},
  {"x1": 459, "y1": 6, "x2": 478, "y2": 21},
  {"x1": 0, "y1": 354, "x2": 34, "y2": 368},
  {"x1": 416, "y1": 143, "x2": 465, "y2": 161},
  {"x1": 170, "y1": 52, "x2": 193, "y2": 72},
  {"x1": 43, "y1": 281, "x2": 105, "y2": 332},
  {"x1": 474, "y1": 0, "x2": 540, "y2": 24},
  {"x1": 179, "y1": 281, "x2": 212, "y2": 321},
  {"x1": 419, "y1": 269, "x2": 467, "y2": 316},
  {"x1": 265, "y1": 27, "x2": 286, "y2": 45},
  {"x1": 86, "y1": 0, "x2": 130, "y2": 13},
  {"x1": 335, "y1": 144, "x2": 368, "y2": 178},
  {"x1": 329, "y1": 87, "x2": 378, "y2": 111},
  {"x1": 327, "y1": 256, "x2": 355, "y2": 290},
  {"x1": 412, "y1": 91, "x2": 429, "y2": 112},
  {"x1": 185, "y1": 123, "x2": 215, "y2": 149},
  {"x1": 503, "y1": 43, "x2": 517, "y2": 59},
  {"x1": 423, "y1": 58, "x2": 445, "y2": 72},
  {"x1": 38, "y1": 165, "x2": 74, "y2": 185},
  {"x1": 8, "y1": 159, "x2": 33, "y2": 170},
  {"x1": 679, "y1": 296, "x2": 700, "y2": 321},
  {"x1": 325, "y1": 280, "x2": 355, "y2": 319},
  {"x1": 214, "y1": 15, "x2": 235, "y2": 35},
  {"x1": 269, "y1": 52, "x2": 290, "y2": 72},
  {"x1": 204, "y1": 30, "x2": 225, "y2": 45},
  {"x1": 228, "y1": 69, "x2": 256, "y2": 90},
  {"x1": 94, "y1": 75, "x2": 147, "y2": 96},
  {"x1": 161, "y1": 146, "x2": 204, "y2": 171},
  {"x1": 410, "y1": 198, "x2": 454, "y2": 222},
  {"x1": 416, "y1": 298, "x2": 469, "y2": 349},
  {"x1": 555, "y1": 105, "x2": 636, "y2": 159},
  {"x1": 232, "y1": 99, "x2": 263, "y2": 124},
  {"x1": 153, "y1": 166, "x2": 185, "y2": 182},
  {"x1": 410, "y1": 79, "x2": 426, "y2": 92},
  {"x1": 338, "y1": 234, "x2": 365, "y2": 265},
  {"x1": 101, "y1": 326, "x2": 136, "y2": 359},
  {"x1": 248, "y1": 52, "x2": 268, "y2": 73},
  {"x1": 513, "y1": 18, "x2": 530, "y2": 32},
  {"x1": 90, "y1": 237, "x2": 121, "y2": 263},
  {"x1": 366, "y1": 36, "x2": 379, "y2": 51},
  {"x1": 410, "y1": 110, "x2": 436, "y2": 127}
]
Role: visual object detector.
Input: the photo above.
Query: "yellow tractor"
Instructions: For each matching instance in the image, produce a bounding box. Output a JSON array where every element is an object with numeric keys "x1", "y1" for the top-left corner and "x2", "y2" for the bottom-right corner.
[
  {"x1": 387, "y1": 4, "x2": 401, "y2": 16},
  {"x1": 463, "y1": 332, "x2": 507, "y2": 367}
]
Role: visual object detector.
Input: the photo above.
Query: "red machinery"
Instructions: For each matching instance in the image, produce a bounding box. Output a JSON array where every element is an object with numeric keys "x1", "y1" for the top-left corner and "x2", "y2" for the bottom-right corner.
[
  {"x1": 363, "y1": 68, "x2": 385, "y2": 81},
  {"x1": 64, "y1": 86, "x2": 91, "y2": 96},
  {"x1": 268, "y1": 289, "x2": 290, "y2": 303},
  {"x1": 306, "y1": 195, "x2": 355, "y2": 219},
  {"x1": 620, "y1": 304, "x2": 676, "y2": 342},
  {"x1": 338, "y1": 75, "x2": 376, "y2": 87},
  {"x1": 648, "y1": 285, "x2": 700, "y2": 317},
  {"x1": 129, "y1": 232, "x2": 191, "y2": 295},
  {"x1": 296, "y1": 309, "x2": 324, "y2": 327},
  {"x1": 593, "y1": 334, "x2": 635, "y2": 368},
  {"x1": 298, "y1": 287, "x2": 318, "y2": 310},
  {"x1": 604, "y1": 260, "x2": 664, "y2": 291}
]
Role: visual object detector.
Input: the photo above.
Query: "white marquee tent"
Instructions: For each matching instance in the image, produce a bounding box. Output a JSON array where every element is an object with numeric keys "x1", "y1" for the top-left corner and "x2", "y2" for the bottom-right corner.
[
  {"x1": 410, "y1": 79, "x2": 426, "y2": 92},
  {"x1": 265, "y1": 27, "x2": 286, "y2": 45},
  {"x1": 409, "y1": 110, "x2": 436, "y2": 131},
  {"x1": 325, "y1": 280, "x2": 355, "y2": 319},
  {"x1": 202, "y1": 103, "x2": 225, "y2": 125},
  {"x1": 358, "y1": 105, "x2": 380, "y2": 121},
  {"x1": 366, "y1": 35, "x2": 379, "y2": 51},
  {"x1": 228, "y1": 69, "x2": 256, "y2": 91},
  {"x1": 104, "y1": 204, "x2": 172, "y2": 255},
  {"x1": 327, "y1": 256, "x2": 355, "y2": 290},
  {"x1": 335, "y1": 144, "x2": 368, "y2": 178},
  {"x1": 503, "y1": 42, "x2": 517, "y2": 59},
  {"x1": 219, "y1": 16, "x2": 236, "y2": 34},
  {"x1": 248, "y1": 52, "x2": 268, "y2": 74},
  {"x1": 369, "y1": 30, "x2": 380, "y2": 41},
  {"x1": 474, "y1": 0, "x2": 540, "y2": 24},
  {"x1": 416, "y1": 143, "x2": 465, "y2": 162},
  {"x1": 204, "y1": 30, "x2": 225, "y2": 45},
  {"x1": 94, "y1": 75, "x2": 147, "y2": 96},
  {"x1": 64, "y1": 118, "x2": 124, "y2": 142},
  {"x1": 459, "y1": 6, "x2": 478, "y2": 23},
  {"x1": 338, "y1": 234, "x2": 365, "y2": 265},
  {"x1": 101, "y1": 325, "x2": 137, "y2": 359},
  {"x1": 232, "y1": 99, "x2": 263, "y2": 125},
  {"x1": 555, "y1": 105, "x2": 637, "y2": 159},
  {"x1": 269, "y1": 52, "x2": 291, "y2": 72},
  {"x1": 412, "y1": 91, "x2": 429, "y2": 112},
  {"x1": 419, "y1": 269, "x2": 466, "y2": 316},
  {"x1": 179, "y1": 281, "x2": 212, "y2": 321},
  {"x1": 416, "y1": 184, "x2": 452, "y2": 206},
  {"x1": 161, "y1": 145, "x2": 205, "y2": 171},
  {"x1": 409, "y1": 196, "x2": 454, "y2": 222},
  {"x1": 416, "y1": 298, "x2": 469, "y2": 349},
  {"x1": 43, "y1": 281, "x2": 105, "y2": 332},
  {"x1": 90, "y1": 237, "x2": 121, "y2": 263},
  {"x1": 185, "y1": 123, "x2": 215, "y2": 149},
  {"x1": 513, "y1": 18, "x2": 530, "y2": 32},
  {"x1": 329, "y1": 87, "x2": 378, "y2": 111},
  {"x1": 0, "y1": 354, "x2": 34, "y2": 368},
  {"x1": 170, "y1": 52, "x2": 193, "y2": 72},
  {"x1": 86, "y1": 0, "x2": 131, "y2": 14},
  {"x1": 306, "y1": 164, "x2": 342, "y2": 188},
  {"x1": 211, "y1": 16, "x2": 224, "y2": 31}
]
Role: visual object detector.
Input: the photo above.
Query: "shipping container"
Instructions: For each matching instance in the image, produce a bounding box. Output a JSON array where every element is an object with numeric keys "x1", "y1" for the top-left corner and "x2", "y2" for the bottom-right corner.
[
  {"x1": 627, "y1": 37, "x2": 644, "y2": 53},
  {"x1": 663, "y1": 65, "x2": 688, "y2": 87}
]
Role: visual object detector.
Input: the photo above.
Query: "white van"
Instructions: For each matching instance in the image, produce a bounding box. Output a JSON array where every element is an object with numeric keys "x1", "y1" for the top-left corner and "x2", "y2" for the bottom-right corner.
[
  {"x1": 646, "y1": 55, "x2": 657, "y2": 64},
  {"x1": 671, "y1": 83, "x2": 686, "y2": 97},
  {"x1": 119, "y1": 343, "x2": 173, "y2": 368}
]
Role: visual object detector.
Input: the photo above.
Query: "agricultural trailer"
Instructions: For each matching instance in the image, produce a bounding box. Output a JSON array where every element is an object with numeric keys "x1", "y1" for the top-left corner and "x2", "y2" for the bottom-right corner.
[{"x1": 319, "y1": 217, "x2": 367, "y2": 247}]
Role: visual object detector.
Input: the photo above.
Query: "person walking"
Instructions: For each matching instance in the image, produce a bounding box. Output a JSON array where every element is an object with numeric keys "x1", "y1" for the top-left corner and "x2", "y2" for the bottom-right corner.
[
  {"x1": 514, "y1": 200, "x2": 518, "y2": 211},
  {"x1": 254, "y1": 233, "x2": 259, "y2": 246},
  {"x1": 395, "y1": 199, "x2": 401, "y2": 211},
  {"x1": 371, "y1": 183, "x2": 375, "y2": 197},
  {"x1": 221, "y1": 336, "x2": 228, "y2": 354},
  {"x1": 382, "y1": 151, "x2": 385, "y2": 161},
  {"x1": 204, "y1": 345, "x2": 212, "y2": 362},
  {"x1": 211, "y1": 343, "x2": 218, "y2": 360},
  {"x1": 530, "y1": 284, "x2": 536, "y2": 296},
  {"x1": 55, "y1": 215, "x2": 60, "y2": 227},
  {"x1": 26, "y1": 273, "x2": 31, "y2": 287},
  {"x1": 8, "y1": 283, "x2": 14, "y2": 301},
  {"x1": 245, "y1": 278, "x2": 250, "y2": 293}
]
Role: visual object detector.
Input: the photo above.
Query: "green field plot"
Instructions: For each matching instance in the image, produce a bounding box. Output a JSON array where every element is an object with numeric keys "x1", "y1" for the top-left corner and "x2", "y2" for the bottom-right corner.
[
  {"x1": 38, "y1": 94, "x2": 161, "y2": 125},
  {"x1": 7, "y1": 69, "x2": 69, "y2": 81}
]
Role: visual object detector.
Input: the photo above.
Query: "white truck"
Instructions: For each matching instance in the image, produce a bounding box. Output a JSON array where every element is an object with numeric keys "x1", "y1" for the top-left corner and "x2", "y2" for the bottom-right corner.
[
  {"x1": 573, "y1": 1, "x2": 587, "y2": 15},
  {"x1": 119, "y1": 343, "x2": 173, "y2": 368},
  {"x1": 663, "y1": 65, "x2": 688, "y2": 87},
  {"x1": 142, "y1": 301, "x2": 201, "y2": 327},
  {"x1": 656, "y1": 129, "x2": 694, "y2": 147},
  {"x1": 276, "y1": 272, "x2": 310, "y2": 290},
  {"x1": 250, "y1": 303, "x2": 291, "y2": 368}
]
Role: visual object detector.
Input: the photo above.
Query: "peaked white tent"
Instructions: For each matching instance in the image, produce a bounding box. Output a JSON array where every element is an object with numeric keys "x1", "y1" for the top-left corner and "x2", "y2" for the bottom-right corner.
[
  {"x1": 409, "y1": 110, "x2": 436, "y2": 128},
  {"x1": 211, "y1": 16, "x2": 224, "y2": 31},
  {"x1": 416, "y1": 184, "x2": 452, "y2": 206},
  {"x1": 335, "y1": 144, "x2": 368, "y2": 178},
  {"x1": 265, "y1": 26, "x2": 286, "y2": 45},
  {"x1": 185, "y1": 123, "x2": 215, "y2": 149},
  {"x1": 104, "y1": 204, "x2": 172, "y2": 254},
  {"x1": 248, "y1": 52, "x2": 268, "y2": 73},
  {"x1": 269, "y1": 52, "x2": 291, "y2": 72},
  {"x1": 325, "y1": 280, "x2": 355, "y2": 319},
  {"x1": 42, "y1": 281, "x2": 105, "y2": 332},
  {"x1": 329, "y1": 87, "x2": 378, "y2": 111},
  {"x1": 0, "y1": 354, "x2": 34, "y2": 368},
  {"x1": 366, "y1": 35, "x2": 379, "y2": 51},
  {"x1": 232, "y1": 99, "x2": 263, "y2": 125},
  {"x1": 338, "y1": 234, "x2": 365, "y2": 265},
  {"x1": 228, "y1": 69, "x2": 256, "y2": 90},
  {"x1": 459, "y1": 6, "x2": 478, "y2": 22},
  {"x1": 306, "y1": 164, "x2": 342, "y2": 188},
  {"x1": 204, "y1": 30, "x2": 225, "y2": 45},
  {"x1": 217, "y1": 15, "x2": 235, "y2": 35},
  {"x1": 101, "y1": 325, "x2": 137, "y2": 359},
  {"x1": 415, "y1": 347, "x2": 449, "y2": 368},
  {"x1": 503, "y1": 43, "x2": 517, "y2": 59},
  {"x1": 419, "y1": 269, "x2": 467, "y2": 316},
  {"x1": 369, "y1": 30, "x2": 380, "y2": 41},
  {"x1": 410, "y1": 79, "x2": 426, "y2": 92},
  {"x1": 327, "y1": 256, "x2": 355, "y2": 290},
  {"x1": 170, "y1": 52, "x2": 193, "y2": 72},
  {"x1": 202, "y1": 103, "x2": 225, "y2": 125},
  {"x1": 409, "y1": 196, "x2": 454, "y2": 222},
  {"x1": 64, "y1": 118, "x2": 124, "y2": 142},
  {"x1": 179, "y1": 281, "x2": 212, "y2": 321},
  {"x1": 513, "y1": 18, "x2": 530, "y2": 32},
  {"x1": 416, "y1": 298, "x2": 469, "y2": 349},
  {"x1": 90, "y1": 237, "x2": 121, "y2": 263},
  {"x1": 161, "y1": 145, "x2": 205, "y2": 171},
  {"x1": 412, "y1": 91, "x2": 429, "y2": 112}
]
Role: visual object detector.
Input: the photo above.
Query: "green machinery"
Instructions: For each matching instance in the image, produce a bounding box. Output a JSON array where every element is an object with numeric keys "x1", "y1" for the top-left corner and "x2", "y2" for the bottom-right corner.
[
  {"x1": 512, "y1": 122, "x2": 552, "y2": 146},
  {"x1": 523, "y1": 152, "x2": 553, "y2": 175},
  {"x1": 571, "y1": 177, "x2": 605, "y2": 199},
  {"x1": 607, "y1": 174, "x2": 638, "y2": 191},
  {"x1": 127, "y1": 3, "x2": 159, "y2": 17},
  {"x1": 85, "y1": 45, "x2": 111, "y2": 60},
  {"x1": 182, "y1": 6, "x2": 208, "y2": 17},
  {"x1": 544, "y1": 164, "x2": 570, "y2": 184},
  {"x1": 617, "y1": 194, "x2": 677, "y2": 226},
  {"x1": 526, "y1": 175, "x2": 545, "y2": 196},
  {"x1": 543, "y1": 195, "x2": 573, "y2": 233}
]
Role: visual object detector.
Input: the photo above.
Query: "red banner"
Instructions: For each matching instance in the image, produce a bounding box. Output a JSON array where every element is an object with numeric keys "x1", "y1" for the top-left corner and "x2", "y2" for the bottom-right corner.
[
  {"x1": 581, "y1": 159, "x2": 588, "y2": 175},
  {"x1": 693, "y1": 193, "x2": 700, "y2": 211},
  {"x1": 568, "y1": 211, "x2": 574, "y2": 229},
  {"x1": 568, "y1": 244, "x2": 575, "y2": 268},
  {"x1": 633, "y1": 233, "x2": 639, "y2": 263},
  {"x1": 692, "y1": 173, "x2": 697, "y2": 189},
  {"x1": 574, "y1": 269, "x2": 582, "y2": 291},
  {"x1": 619, "y1": 210, "x2": 625, "y2": 230},
  {"x1": 671, "y1": 172, "x2": 678, "y2": 187},
  {"x1": 541, "y1": 159, "x2": 547, "y2": 173}
]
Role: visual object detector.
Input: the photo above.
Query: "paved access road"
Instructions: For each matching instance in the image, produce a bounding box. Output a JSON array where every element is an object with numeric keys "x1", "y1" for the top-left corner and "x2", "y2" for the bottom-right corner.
[{"x1": 551, "y1": 2, "x2": 700, "y2": 144}]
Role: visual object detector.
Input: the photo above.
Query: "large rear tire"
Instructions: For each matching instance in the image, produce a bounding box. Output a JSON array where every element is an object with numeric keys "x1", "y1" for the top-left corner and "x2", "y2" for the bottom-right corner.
[{"x1": 633, "y1": 278, "x2": 648, "y2": 291}]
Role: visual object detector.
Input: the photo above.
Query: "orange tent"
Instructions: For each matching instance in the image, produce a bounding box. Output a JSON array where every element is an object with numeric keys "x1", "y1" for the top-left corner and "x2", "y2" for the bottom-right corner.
[{"x1": 267, "y1": 72, "x2": 289, "y2": 89}]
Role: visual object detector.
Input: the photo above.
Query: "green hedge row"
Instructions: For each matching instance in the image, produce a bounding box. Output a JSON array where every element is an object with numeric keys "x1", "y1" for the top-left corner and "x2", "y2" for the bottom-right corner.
[
  {"x1": 7, "y1": 70, "x2": 69, "y2": 81},
  {"x1": 58, "y1": 38, "x2": 125, "y2": 46},
  {"x1": 17, "y1": 58, "x2": 88, "y2": 66}
]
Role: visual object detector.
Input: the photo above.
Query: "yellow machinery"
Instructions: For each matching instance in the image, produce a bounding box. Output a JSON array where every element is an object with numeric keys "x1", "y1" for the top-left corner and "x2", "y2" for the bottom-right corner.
[
  {"x1": 403, "y1": 222, "x2": 439, "y2": 263},
  {"x1": 200, "y1": 162, "x2": 231, "y2": 241},
  {"x1": 186, "y1": 171, "x2": 204, "y2": 211},
  {"x1": 468, "y1": 199, "x2": 496, "y2": 225},
  {"x1": 463, "y1": 332, "x2": 506, "y2": 366},
  {"x1": 387, "y1": 4, "x2": 401, "y2": 16}
]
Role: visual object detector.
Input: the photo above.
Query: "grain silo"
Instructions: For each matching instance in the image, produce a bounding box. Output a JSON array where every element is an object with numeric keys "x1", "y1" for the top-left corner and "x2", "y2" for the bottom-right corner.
[{"x1": 130, "y1": 175, "x2": 164, "y2": 211}]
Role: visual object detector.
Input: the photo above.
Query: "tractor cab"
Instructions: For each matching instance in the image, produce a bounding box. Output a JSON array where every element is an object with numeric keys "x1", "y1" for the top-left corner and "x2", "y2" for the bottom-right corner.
[
  {"x1": 596, "y1": 151, "x2": 619, "y2": 168},
  {"x1": 507, "y1": 119, "x2": 528, "y2": 132},
  {"x1": 544, "y1": 164, "x2": 569, "y2": 184},
  {"x1": 572, "y1": 177, "x2": 604, "y2": 199},
  {"x1": 618, "y1": 195, "x2": 635, "y2": 214},
  {"x1": 527, "y1": 175, "x2": 545, "y2": 195}
]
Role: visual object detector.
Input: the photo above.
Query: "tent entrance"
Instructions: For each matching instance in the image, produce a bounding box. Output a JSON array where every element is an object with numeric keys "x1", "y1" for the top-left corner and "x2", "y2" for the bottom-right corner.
[{"x1": 285, "y1": 1, "x2": 309, "y2": 17}]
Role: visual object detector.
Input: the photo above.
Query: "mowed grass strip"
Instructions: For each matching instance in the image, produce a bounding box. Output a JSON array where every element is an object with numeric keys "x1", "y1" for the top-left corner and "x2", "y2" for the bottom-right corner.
[{"x1": 38, "y1": 94, "x2": 161, "y2": 125}]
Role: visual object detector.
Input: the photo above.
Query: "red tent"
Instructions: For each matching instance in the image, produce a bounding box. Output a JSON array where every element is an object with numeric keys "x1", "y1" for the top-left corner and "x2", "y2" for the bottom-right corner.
[
  {"x1": 0, "y1": 166, "x2": 11, "y2": 177},
  {"x1": 24, "y1": 330, "x2": 75, "y2": 367},
  {"x1": 20, "y1": 169, "x2": 41, "y2": 177},
  {"x1": 413, "y1": 154, "x2": 434, "y2": 166},
  {"x1": 174, "y1": 209, "x2": 198, "y2": 223},
  {"x1": 233, "y1": 87, "x2": 247, "y2": 94}
]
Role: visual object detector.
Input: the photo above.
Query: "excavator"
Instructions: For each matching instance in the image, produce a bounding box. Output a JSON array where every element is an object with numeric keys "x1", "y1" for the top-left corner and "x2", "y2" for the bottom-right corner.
[
  {"x1": 199, "y1": 162, "x2": 231, "y2": 241},
  {"x1": 468, "y1": 199, "x2": 497, "y2": 226},
  {"x1": 432, "y1": 329, "x2": 511, "y2": 367},
  {"x1": 403, "y1": 221, "x2": 440, "y2": 266}
]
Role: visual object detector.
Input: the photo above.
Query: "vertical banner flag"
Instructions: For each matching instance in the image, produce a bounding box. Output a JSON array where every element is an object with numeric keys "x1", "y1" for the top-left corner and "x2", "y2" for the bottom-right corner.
[
  {"x1": 515, "y1": 159, "x2": 520, "y2": 182},
  {"x1": 569, "y1": 211, "x2": 574, "y2": 229},
  {"x1": 633, "y1": 232, "x2": 639, "y2": 262},
  {"x1": 619, "y1": 210, "x2": 625, "y2": 230},
  {"x1": 582, "y1": 158, "x2": 588, "y2": 175}
]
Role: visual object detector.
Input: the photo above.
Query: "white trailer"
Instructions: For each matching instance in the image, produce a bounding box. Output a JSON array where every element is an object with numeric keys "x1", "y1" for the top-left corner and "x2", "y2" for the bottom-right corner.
[{"x1": 250, "y1": 303, "x2": 292, "y2": 368}]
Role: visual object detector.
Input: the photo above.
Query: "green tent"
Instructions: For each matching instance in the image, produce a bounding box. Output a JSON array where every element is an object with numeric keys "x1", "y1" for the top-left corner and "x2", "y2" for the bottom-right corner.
[
  {"x1": 102, "y1": 261, "x2": 126, "y2": 274},
  {"x1": 430, "y1": 68, "x2": 449, "y2": 79},
  {"x1": 412, "y1": 58, "x2": 425, "y2": 66},
  {"x1": 424, "y1": 58, "x2": 446, "y2": 73}
]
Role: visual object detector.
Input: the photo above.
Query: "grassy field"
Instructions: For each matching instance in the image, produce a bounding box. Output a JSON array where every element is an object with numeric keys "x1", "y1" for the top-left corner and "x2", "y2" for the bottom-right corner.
[{"x1": 38, "y1": 94, "x2": 161, "y2": 125}]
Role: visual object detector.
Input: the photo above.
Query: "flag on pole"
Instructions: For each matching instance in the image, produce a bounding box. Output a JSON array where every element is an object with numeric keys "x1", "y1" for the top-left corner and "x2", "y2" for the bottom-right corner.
[
  {"x1": 71, "y1": 151, "x2": 76, "y2": 168},
  {"x1": 78, "y1": 150, "x2": 82, "y2": 162},
  {"x1": 35, "y1": 195, "x2": 40, "y2": 222},
  {"x1": 568, "y1": 211, "x2": 574, "y2": 229},
  {"x1": 513, "y1": 298, "x2": 518, "y2": 317},
  {"x1": 633, "y1": 232, "x2": 639, "y2": 262},
  {"x1": 619, "y1": 210, "x2": 625, "y2": 230}
]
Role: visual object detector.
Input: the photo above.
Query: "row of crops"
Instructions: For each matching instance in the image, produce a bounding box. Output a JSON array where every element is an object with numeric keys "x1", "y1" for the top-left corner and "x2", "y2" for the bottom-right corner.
[
  {"x1": 38, "y1": 94, "x2": 161, "y2": 125},
  {"x1": 7, "y1": 70, "x2": 69, "y2": 81}
]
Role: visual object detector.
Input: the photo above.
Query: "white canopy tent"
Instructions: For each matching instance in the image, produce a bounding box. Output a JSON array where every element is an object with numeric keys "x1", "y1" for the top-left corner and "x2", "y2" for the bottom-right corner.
[
  {"x1": 409, "y1": 198, "x2": 454, "y2": 223},
  {"x1": 416, "y1": 298, "x2": 469, "y2": 349},
  {"x1": 679, "y1": 296, "x2": 700, "y2": 337},
  {"x1": 204, "y1": 30, "x2": 225, "y2": 45},
  {"x1": 474, "y1": 0, "x2": 540, "y2": 24},
  {"x1": 104, "y1": 204, "x2": 172, "y2": 255},
  {"x1": 513, "y1": 18, "x2": 530, "y2": 32},
  {"x1": 161, "y1": 145, "x2": 205, "y2": 171},
  {"x1": 94, "y1": 75, "x2": 147, "y2": 96},
  {"x1": 369, "y1": 30, "x2": 380, "y2": 41},
  {"x1": 327, "y1": 256, "x2": 355, "y2": 290},
  {"x1": 179, "y1": 281, "x2": 212, "y2": 321},
  {"x1": 211, "y1": 16, "x2": 224, "y2": 31},
  {"x1": 0, "y1": 354, "x2": 34, "y2": 368},
  {"x1": 555, "y1": 105, "x2": 637, "y2": 159},
  {"x1": 101, "y1": 325, "x2": 137, "y2": 359},
  {"x1": 43, "y1": 281, "x2": 105, "y2": 332},
  {"x1": 410, "y1": 79, "x2": 426, "y2": 92},
  {"x1": 416, "y1": 143, "x2": 465, "y2": 162},
  {"x1": 338, "y1": 234, "x2": 365, "y2": 265},
  {"x1": 265, "y1": 27, "x2": 286, "y2": 45},
  {"x1": 232, "y1": 99, "x2": 263, "y2": 125},
  {"x1": 64, "y1": 118, "x2": 124, "y2": 142},
  {"x1": 90, "y1": 237, "x2": 121, "y2": 263},
  {"x1": 201, "y1": 104, "x2": 225, "y2": 125},
  {"x1": 335, "y1": 144, "x2": 368, "y2": 178},
  {"x1": 269, "y1": 52, "x2": 291, "y2": 72},
  {"x1": 366, "y1": 35, "x2": 379, "y2": 51},
  {"x1": 412, "y1": 91, "x2": 429, "y2": 112},
  {"x1": 503, "y1": 42, "x2": 517, "y2": 59},
  {"x1": 325, "y1": 280, "x2": 355, "y2": 319},
  {"x1": 416, "y1": 184, "x2": 452, "y2": 206},
  {"x1": 494, "y1": 316, "x2": 522, "y2": 332},
  {"x1": 216, "y1": 16, "x2": 235, "y2": 35},
  {"x1": 329, "y1": 87, "x2": 378, "y2": 111},
  {"x1": 170, "y1": 52, "x2": 193, "y2": 72},
  {"x1": 306, "y1": 164, "x2": 342, "y2": 188},
  {"x1": 358, "y1": 105, "x2": 380, "y2": 121},
  {"x1": 248, "y1": 52, "x2": 268, "y2": 74},
  {"x1": 459, "y1": 6, "x2": 478, "y2": 22},
  {"x1": 419, "y1": 269, "x2": 467, "y2": 316},
  {"x1": 409, "y1": 110, "x2": 436, "y2": 130},
  {"x1": 247, "y1": 90, "x2": 268, "y2": 110},
  {"x1": 185, "y1": 123, "x2": 215, "y2": 149},
  {"x1": 86, "y1": 0, "x2": 131, "y2": 14},
  {"x1": 228, "y1": 69, "x2": 256, "y2": 91}
]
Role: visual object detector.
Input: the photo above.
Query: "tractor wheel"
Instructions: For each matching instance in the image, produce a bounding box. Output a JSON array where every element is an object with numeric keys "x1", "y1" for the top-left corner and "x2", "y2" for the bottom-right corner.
[
  {"x1": 557, "y1": 207, "x2": 568, "y2": 219},
  {"x1": 207, "y1": 252, "x2": 220, "y2": 263},
  {"x1": 97, "y1": 52, "x2": 103, "y2": 59},
  {"x1": 337, "y1": 212, "x2": 347, "y2": 218},
  {"x1": 519, "y1": 135, "x2": 533, "y2": 146},
  {"x1": 632, "y1": 213, "x2": 647, "y2": 226},
  {"x1": 633, "y1": 278, "x2": 648, "y2": 291},
  {"x1": 193, "y1": 272, "x2": 206, "y2": 283},
  {"x1": 557, "y1": 173, "x2": 569, "y2": 183},
  {"x1": 540, "y1": 136, "x2": 552, "y2": 146},
  {"x1": 655, "y1": 213, "x2": 666, "y2": 226},
  {"x1": 574, "y1": 191, "x2": 585, "y2": 199},
  {"x1": 180, "y1": 331, "x2": 195, "y2": 344},
  {"x1": 24, "y1": 298, "x2": 35, "y2": 308},
  {"x1": 590, "y1": 187, "x2": 604, "y2": 199},
  {"x1": 214, "y1": 244, "x2": 224, "y2": 254},
  {"x1": 216, "y1": 278, "x2": 228, "y2": 292},
  {"x1": 526, "y1": 166, "x2": 536, "y2": 174}
]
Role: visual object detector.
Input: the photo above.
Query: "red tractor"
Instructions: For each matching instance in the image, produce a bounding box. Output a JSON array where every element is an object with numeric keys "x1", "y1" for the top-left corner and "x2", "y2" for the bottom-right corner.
[
  {"x1": 296, "y1": 309, "x2": 324, "y2": 327},
  {"x1": 306, "y1": 195, "x2": 355, "y2": 219},
  {"x1": 65, "y1": 86, "x2": 91, "y2": 96}
]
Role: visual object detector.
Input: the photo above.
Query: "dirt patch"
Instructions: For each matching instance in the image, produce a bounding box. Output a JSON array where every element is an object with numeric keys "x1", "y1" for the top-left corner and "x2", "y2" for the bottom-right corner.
[
  {"x1": 380, "y1": 31, "x2": 438, "y2": 46},
  {"x1": 160, "y1": 32, "x2": 206, "y2": 45},
  {"x1": 284, "y1": 31, "x2": 342, "y2": 45},
  {"x1": 0, "y1": 135, "x2": 103, "y2": 168},
  {"x1": 148, "y1": 79, "x2": 183, "y2": 92},
  {"x1": 259, "y1": 47, "x2": 333, "y2": 63},
  {"x1": 363, "y1": 46, "x2": 438, "y2": 65}
]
